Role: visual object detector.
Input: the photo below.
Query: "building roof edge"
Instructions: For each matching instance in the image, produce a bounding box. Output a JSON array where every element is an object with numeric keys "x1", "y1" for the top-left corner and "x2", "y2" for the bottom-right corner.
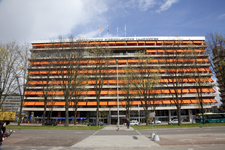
[{"x1": 31, "y1": 36, "x2": 205, "y2": 44}]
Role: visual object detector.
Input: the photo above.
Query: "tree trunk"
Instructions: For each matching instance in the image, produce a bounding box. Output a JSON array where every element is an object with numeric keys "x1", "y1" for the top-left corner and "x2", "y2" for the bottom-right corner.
[
  {"x1": 96, "y1": 96, "x2": 99, "y2": 126},
  {"x1": 65, "y1": 98, "x2": 69, "y2": 126},
  {"x1": 42, "y1": 100, "x2": 47, "y2": 126},
  {"x1": 177, "y1": 106, "x2": 181, "y2": 125},
  {"x1": 145, "y1": 109, "x2": 149, "y2": 126},
  {"x1": 74, "y1": 103, "x2": 78, "y2": 125},
  {"x1": 125, "y1": 101, "x2": 130, "y2": 120},
  {"x1": 18, "y1": 103, "x2": 22, "y2": 126},
  {"x1": 201, "y1": 104, "x2": 205, "y2": 124}
]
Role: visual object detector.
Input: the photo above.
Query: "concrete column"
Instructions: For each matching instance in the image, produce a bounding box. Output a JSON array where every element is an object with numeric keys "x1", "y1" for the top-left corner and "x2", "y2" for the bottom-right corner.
[
  {"x1": 108, "y1": 112, "x2": 111, "y2": 125},
  {"x1": 188, "y1": 109, "x2": 192, "y2": 122},
  {"x1": 168, "y1": 110, "x2": 171, "y2": 121},
  {"x1": 108, "y1": 109, "x2": 111, "y2": 125}
]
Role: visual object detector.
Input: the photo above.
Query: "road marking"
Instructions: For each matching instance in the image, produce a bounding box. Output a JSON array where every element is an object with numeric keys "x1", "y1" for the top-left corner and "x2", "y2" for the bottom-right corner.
[
  {"x1": 158, "y1": 129, "x2": 166, "y2": 130},
  {"x1": 93, "y1": 130, "x2": 99, "y2": 136},
  {"x1": 135, "y1": 130, "x2": 142, "y2": 135},
  {"x1": 205, "y1": 129, "x2": 211, "y2": 131},
  {"x1": 75, "y1": 132, "x2": 82, "y2": 133},
  {"x1": 194, "y1": 145, "x2": 204, "y2": 148},
  {"x1": 177, "y1": 130, "x2": 184, "y2": 132}
]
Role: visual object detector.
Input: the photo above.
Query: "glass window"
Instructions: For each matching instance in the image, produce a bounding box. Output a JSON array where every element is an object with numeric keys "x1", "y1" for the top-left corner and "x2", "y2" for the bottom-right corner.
[
  {"x1": 181, "y1": 109, "x2": 188, "y2": 115},
  {"x1": 155, "y1": 110, "x2": 168, "y2": 116},
  {"x1": 171, "y1": 110, "x2": 177, "y2": 116}
]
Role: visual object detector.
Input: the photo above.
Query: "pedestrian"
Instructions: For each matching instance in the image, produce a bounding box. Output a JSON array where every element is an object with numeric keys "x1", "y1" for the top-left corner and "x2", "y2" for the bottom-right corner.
[
  {"x1": 0, "y1": 122, "x2": 7, "y2": 149},
  {"x1": 126, "y1": 118, "x2": 130, "y2": 129}
]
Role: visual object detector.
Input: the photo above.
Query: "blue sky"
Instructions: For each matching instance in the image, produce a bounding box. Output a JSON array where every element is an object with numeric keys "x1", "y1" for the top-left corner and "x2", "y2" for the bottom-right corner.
[
  {"x1": 0, "y1": 0, "x2": 223, "y2": 104},
  {"x1": 0, "y1": 0, "x2": 224, "y2": 43}
]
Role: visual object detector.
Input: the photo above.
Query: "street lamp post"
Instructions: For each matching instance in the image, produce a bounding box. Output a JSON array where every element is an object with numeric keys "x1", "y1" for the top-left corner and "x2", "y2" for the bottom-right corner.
[{"x1": 116, "y1": 59, "x2": 119, "y2": 130}]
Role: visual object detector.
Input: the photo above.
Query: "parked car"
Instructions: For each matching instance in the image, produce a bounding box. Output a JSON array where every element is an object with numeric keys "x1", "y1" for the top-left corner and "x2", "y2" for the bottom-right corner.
[
  {"x1": 168, "y1": 119, "x2": 179, "y2": 125},
  {"x1": 87, "y1": 121, "x2": 103, "y2": 126},
  {"x1": 149, "y1": 120, "x2": 162, "y2": 124},
  {"x1": 45, "y1": 121, "x2": 57, "y2": 126},
  {"x1": 130, "y1": 120, "x2": 139, "y2": 126}
]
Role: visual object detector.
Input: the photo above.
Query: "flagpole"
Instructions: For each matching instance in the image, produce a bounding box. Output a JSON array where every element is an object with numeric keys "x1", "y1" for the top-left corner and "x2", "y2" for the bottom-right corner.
[
  {"x1": 107, "y1": 25, "x2": 109, "y2": 38},
  {"x1": 124, "y1": 25, "x2": 126, "y2": 37},
  {"x1": 117, "y1": 27, "x2": 118, "y2": 37},
  {"x1": 100, "y1": 27, "x2": 102, "y2": 37}
]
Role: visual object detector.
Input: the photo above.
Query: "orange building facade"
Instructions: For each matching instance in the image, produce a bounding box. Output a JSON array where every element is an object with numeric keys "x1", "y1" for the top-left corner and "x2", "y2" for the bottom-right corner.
[{"x1": 23, "y1": 36, "x2": 217, "y2": 124}]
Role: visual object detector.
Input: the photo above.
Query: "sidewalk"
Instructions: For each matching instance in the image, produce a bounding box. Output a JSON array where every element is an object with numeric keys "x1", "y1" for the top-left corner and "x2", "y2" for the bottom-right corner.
[
  {"x1": 101, "y1": 125, "x2": 135, "y2": 131},
  {"x1": 71, "y1": 125, "x2": 160, "y2": 148},
  {"x1": 9, "y1": 122, "x2": 89, "y2": 126},
  {"x1": 71, "y1": 125, "x2": 225, "y2": 149}
]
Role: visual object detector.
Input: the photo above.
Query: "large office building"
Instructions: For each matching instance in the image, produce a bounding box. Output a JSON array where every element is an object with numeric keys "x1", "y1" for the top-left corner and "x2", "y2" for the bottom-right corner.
[{"x1": 23, "y1": 36, "x2": 217, "y2": 124}]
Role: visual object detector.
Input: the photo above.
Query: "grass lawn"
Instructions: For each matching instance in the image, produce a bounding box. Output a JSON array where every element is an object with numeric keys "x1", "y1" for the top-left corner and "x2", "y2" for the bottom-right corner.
[
  {"x1": 6, "y1": 125, "x2": 104, "y2": 130},
  {"x1": 6, "y1": 123, "x2": 225, "y2": 130},
  {"x1": 132, "y1": 122, "x2": 225, "y2": 129}
]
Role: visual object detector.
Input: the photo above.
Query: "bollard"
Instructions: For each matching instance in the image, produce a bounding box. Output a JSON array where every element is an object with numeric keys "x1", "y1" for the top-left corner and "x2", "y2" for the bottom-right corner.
[
  {"x1": 150, "y1": 132, "x2": 155, "y2": 138},
  {"x1": 153, "y1": 134, "x2": 160, "y2": 141}
]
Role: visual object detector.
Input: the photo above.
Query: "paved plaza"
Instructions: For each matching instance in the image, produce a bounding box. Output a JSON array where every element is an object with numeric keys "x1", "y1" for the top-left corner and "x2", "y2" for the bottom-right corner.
[{"x1": 1, "y1": 125, "x2": 225, "y2": 150}]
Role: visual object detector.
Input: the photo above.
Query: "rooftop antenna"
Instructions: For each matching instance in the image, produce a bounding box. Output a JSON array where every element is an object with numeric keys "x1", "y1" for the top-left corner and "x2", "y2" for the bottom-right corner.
[{"x1": 117, "y1": 27, "x2": 118, "y2": 37}]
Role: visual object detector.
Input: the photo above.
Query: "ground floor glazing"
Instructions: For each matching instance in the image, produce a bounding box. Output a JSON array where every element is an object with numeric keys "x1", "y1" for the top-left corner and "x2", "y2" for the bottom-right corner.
[{"x1": 22, "y1": 108, "x2": 210, "y2": 125}]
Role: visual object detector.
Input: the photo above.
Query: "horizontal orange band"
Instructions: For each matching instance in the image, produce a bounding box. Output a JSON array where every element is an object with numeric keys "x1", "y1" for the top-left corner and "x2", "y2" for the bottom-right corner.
[
  {"x1": 23, "y1": 99, "x2": 217, "y2": 106},
  {"x1": 24, "y1": 88, "x2": 215, "y2": 96},
  {"x1": 27, "y1": 78, "x2": 213, "y2": 85},
  {"x1": 28, "y1": 67, "x2": 211, "y2": 75}
]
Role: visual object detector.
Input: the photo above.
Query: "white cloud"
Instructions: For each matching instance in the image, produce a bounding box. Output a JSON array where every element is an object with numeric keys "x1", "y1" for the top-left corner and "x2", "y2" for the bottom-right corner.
[
  {"x1": 218, "y1": 13, "x2": 225, "y2": 18},
  {"x1": 138, "y1": 0, "x2": 156, "y2": 11},
  {"x1": 0, "y1": 0, "x2": 182, "y2": 43},
  {"x1": 123, "y1": 0, "x2": 156, "y2": 11},
  {"x1": 78, "y1": 30, "x2": 102, "y2": 39},
  {"x1": 123, "y1": 0, "x2": 179, "y2": 13},
  {"x1": 156, "y1": 0, "x2": 179, "y2": 13},
  {"x1": 0, "y1": 0, "x2": 109, "y2": 43}
]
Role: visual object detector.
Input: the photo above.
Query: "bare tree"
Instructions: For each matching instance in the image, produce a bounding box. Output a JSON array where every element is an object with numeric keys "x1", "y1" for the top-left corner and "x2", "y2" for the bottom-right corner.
[
  {"x1": 164, "y1": 41, "x2": 193, "y2": 125},
  {"x1": 191, "y1": 45, "x2": 214, "y2": 124},
  {"x1": 36, "y1": 50, "x2": 57, "y2": 126},
  {"x1": 54, "y1": 37, "x2": 86, "y2": 126},
  {"x1": 26, "y1": 42, "x2": 61, "y2": 125},
  {"x1": 0, "y1": 41, "x2": 21, "y2": 109},
  {"x1": 14, "y1": 42, "x2": 30, "y2": 125},
  {"x1": 206, "y1": 32, "x2": 225, "y2": 110},
  {"x1": 70, "y1": 57, "x2": 87, "y2": 125},
  {"x1": 120, "y1": 64, "x2": 136, "y2": 120},
  {"x1": 88, "y1": 46, "x2": 112, "y2": 126},
  {"x1": 130, "y1": 51, "x2": 161, "y2": 126}
]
